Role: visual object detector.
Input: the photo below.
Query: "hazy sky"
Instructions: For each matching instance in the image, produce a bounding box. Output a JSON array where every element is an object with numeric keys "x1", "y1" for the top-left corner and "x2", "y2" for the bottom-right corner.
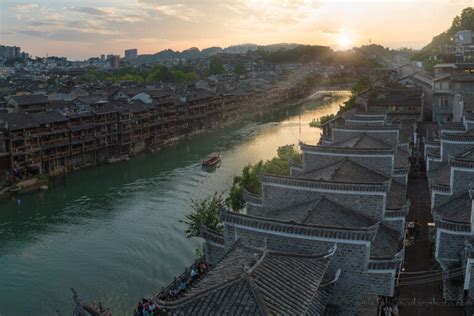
[{"x1": 0, "y1": 0, "x2": 473, "y2": 60}]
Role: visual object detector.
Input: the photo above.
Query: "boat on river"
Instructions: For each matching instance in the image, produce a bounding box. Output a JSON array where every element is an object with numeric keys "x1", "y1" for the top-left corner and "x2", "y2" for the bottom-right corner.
[{"x1": 202, "y1": 153, "x2": 221, "y2": 169}]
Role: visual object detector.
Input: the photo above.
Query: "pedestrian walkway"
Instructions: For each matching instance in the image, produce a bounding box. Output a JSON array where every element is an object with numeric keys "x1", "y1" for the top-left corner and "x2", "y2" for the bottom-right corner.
[{"x1": 396, "y1": 167, "x2": 463, "y2": 316}]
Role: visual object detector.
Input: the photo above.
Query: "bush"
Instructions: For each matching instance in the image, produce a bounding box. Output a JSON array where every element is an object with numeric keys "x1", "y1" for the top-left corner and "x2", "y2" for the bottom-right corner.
[
  {"x1": 309, "y1": 114, "x2": 336, "y2": 128},
  {"x1": 227, "y1": 145, "x2": 300, "y2": 211},
  {"x1": 181, "y1": 192, "x2": 224, "y2": 238}
]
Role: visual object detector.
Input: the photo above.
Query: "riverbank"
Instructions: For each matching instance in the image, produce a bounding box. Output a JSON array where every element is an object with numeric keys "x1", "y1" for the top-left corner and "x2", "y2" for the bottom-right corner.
[{"x1": 1, "y1": 83, "x2": 344, "y2": 197}]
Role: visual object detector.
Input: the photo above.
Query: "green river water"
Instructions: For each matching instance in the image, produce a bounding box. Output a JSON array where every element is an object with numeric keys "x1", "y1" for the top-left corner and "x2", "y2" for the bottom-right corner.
[{"x1": 0, "y1": 91, "x2": 349, "y2": 315}]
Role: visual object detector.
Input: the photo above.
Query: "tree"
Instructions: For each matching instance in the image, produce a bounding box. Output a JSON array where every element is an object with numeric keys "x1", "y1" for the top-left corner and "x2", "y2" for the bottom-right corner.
[
  {"x1": 208, "y1": 57, "x2": 225, "y2": 75},
  {"x1": 181, "y1": 192, "x2": 224, "y2": 238},
  {"x1": 234, "y1": 62, "x2": 247, "y2": 76},
  {"x1": 227, "y1": 145, "x2": 301, "y2": 211},
  {"x1": 351, "y1": 75, "x2": 372, "y2": 95}
]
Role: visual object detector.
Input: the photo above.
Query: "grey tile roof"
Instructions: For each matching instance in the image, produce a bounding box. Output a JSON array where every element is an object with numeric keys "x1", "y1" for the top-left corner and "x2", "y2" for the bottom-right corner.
[
  {"x1": 394, "y1": 148, "x2": 409, "y2": 168},
  {"x1": 399, "y1": 122, "x2": 414, "y2": 143},
  {"x1": 157, "y1": 242, "x2": 334, "y2": 315},
  {"x1": 0, "y1": 112, "x2": 39, "y2": 130},
  {"x1": 30, "y1": 111, "x2": 68, "y2": 124},
  {"x1": 428, "y1": 163, "x2": 451, "y2": 186},
  {"x1": 303, "y1": 198, "x2": 376, "y2": 228},
  {"x1": 353, "y1": 134, "x2": 393, "y2": 149},
  {"x1": 330, "y1": 159, "x2": 390, "y2": 183},
  {"x1": 370, "y1": 223, "x2": 402, "y2": 259},
  {"x1": 433, "y1": 192, "x2": 471, "y2": 223},
  {"x1": 10, "y1": 94, "x2": 48, "y2": 105},
  {"x1": 299, "y1": 158, "x2": 390, "y2": 184},
  {"x1": 367, "y1": 86, "x2": 423, "y2": 108},
  {"x1": 387, "y1": 180, "x2": 407, "y2": 210},
  {"x1": 261, "y1": 197, "x2": 376, "y2": 229},
  {"x1": 329, "y1": 133, "x2": 393, "y2": 149}
]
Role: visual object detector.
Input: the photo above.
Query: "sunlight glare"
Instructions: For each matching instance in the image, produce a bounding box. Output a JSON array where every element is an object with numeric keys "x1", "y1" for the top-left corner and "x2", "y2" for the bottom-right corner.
[{"x1": 337, "y1": 33, "x2": 352, "y2": 49}]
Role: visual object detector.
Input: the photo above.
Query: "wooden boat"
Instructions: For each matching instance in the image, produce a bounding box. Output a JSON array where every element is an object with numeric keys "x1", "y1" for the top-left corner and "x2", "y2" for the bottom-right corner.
[{"x1": 202, "y1": 153, "x2": 221, "y2": 168}]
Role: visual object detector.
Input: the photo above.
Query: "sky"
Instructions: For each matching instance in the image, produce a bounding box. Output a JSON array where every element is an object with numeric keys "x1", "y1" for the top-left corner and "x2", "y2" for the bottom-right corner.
[{"x1": 0, "y1": 0, "x2": 473, "y2": 60}]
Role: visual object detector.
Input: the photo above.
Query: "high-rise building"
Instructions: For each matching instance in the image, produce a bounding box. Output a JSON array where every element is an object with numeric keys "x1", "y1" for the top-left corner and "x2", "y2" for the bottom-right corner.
[
  {"x1": 124, "y1": 49, "x2": 138, "y2": 60},
  {"x1": 0, "y1": 45, "x2": 21, "y2": 59},
  {"x1": 107, "y1": 55, "x2": 120, "y2": 68}
]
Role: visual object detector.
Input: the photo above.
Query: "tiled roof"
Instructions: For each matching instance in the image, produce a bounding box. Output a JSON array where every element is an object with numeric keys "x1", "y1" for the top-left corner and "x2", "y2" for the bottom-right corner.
[
  {"x1": 370, "y1": 223, "x2": 402, "y2": 259},
  {"x1": 394, "y1": 149, "x2": 409, "y2": 169},
  {"x1": 30, "y1": 111, "x2": 68, "y2": 124},
  {"x1": 299, "y1": 158, "x2": 390, "y2": 184},
  {"x1": 119, "y1": 102, "x2": 149, "y2": 113},
  {"x1": 428, "y1": 163, "x2": 451, "y2": 186},
  {"x1": 367, "y1": 86, "x2": 423, "y2": 107},
  {"x1": 323, "y1": 133, "x2": 394, "y2": 150},
  {"x1": 76, "y1": 95, "x2": 108, "y2": 105},
  {"x1": 353, "y1": 134, "x2": 393, "y2": 149},
  {"x1": 157, "y1": 242, "x2": 334, "y2": 315},
  {"x1": 330, "y1": 159, "x2": 390, "y2": 183},
  {"x1": 260, "y1": 197, "x2": 376, "y2": 229},
  {"x1": 303, "y1": 198, "x2": 375, "y2": 228},
  {"x1": 387, "y1": 180, "x2": 407, "y2": 210},
  {"x1": 0, "y1": 112, "x2": 39, "y2": 130},
  {"x1": 433, "y1": 192, "x2": 471, "y2": 223},
  {"x1": 399, "y1": 122, "x2": 414, "y2": 143},
  {"x1": 10, "y1": 94, "x2": 48, "y2": 105}
]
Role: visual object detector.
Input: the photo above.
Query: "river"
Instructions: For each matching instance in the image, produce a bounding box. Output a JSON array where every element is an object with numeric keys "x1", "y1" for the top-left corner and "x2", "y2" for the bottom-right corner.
[{"x1": 0, "y1": 90, "x2": 349, "y2": 315}]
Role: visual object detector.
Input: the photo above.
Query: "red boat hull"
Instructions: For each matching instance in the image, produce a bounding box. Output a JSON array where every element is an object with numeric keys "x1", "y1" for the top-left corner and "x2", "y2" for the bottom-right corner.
[{"x1": 202, "y1": 155, "x2": 221, "y2": 167}]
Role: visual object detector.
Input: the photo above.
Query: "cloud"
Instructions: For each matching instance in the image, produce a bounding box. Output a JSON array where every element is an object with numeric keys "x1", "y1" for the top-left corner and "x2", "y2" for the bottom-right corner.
[
  {"x1": 14, "y1": 3, "x2": 39, "y2": 10},
  {"x1": 19, "y1": 29, "x2": 116, "y2": 42},
  {"x1": 71, "y1": 7, "x2": 109, "y2": 16}
]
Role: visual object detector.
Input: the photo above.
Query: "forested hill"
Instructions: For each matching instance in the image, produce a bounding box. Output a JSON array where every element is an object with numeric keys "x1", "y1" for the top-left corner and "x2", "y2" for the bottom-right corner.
[{"x1": 414, "y1": 7, "x2": 474, "y2": 61}]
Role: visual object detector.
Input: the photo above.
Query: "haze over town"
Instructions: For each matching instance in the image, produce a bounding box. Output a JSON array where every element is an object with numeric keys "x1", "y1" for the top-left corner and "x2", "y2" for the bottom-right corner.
[{"x1": 1, "y1": 0, "x2": 473, "y2": 59}]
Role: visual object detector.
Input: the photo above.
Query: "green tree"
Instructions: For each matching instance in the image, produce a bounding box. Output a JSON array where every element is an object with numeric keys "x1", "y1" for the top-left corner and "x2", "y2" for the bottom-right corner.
[
  {"x1": 181, "y1": 192, "x2": 224, "y2": 238},
  {"x1": 234, "y1": 62, "x2": 247, "y2": 76},
  {"x1": 227, "y1": 145, "x2": 301, "y2": 211},
  {"x1": 208, "y1": 57, "x2": 225, "y2": 75},
  {"x1": 351, "y1": 75, "x2": 372, "y2": 95},
  {"x1": 146, "y1": 65, "x2": 174, "y2": 82}
]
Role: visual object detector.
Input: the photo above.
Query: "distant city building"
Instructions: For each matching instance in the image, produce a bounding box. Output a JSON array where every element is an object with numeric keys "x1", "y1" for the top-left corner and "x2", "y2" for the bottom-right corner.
[
  {"x1": 100, "y1": 54, "x2": 106, "y2": 60},
  {"x1": 107, "y1": 55, "x2": 120, "y2": 68},
  {"x1": 124, "y1": 49, "x2": 138, "y2": 60},
  {"x1": 0, "y1": 45, "x2": 21, "y2": 59}
]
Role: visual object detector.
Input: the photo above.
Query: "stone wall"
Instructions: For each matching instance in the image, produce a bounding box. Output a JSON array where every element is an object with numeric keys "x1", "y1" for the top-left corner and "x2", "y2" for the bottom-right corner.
[{"x1": 68, "y1": 152, "x2": 95, "y2": 169}]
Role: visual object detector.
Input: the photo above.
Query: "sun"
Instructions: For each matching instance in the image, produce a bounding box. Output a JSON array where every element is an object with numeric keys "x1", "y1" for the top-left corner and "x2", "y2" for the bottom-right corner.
[{"x1": 336, "y1": 33, "x2": 352, "y2": 49}]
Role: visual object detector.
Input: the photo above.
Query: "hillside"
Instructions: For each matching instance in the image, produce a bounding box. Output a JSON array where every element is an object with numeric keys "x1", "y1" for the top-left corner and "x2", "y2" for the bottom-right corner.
[{"x1": 414, "y1": 7, "x2": 474, "y2": 61}]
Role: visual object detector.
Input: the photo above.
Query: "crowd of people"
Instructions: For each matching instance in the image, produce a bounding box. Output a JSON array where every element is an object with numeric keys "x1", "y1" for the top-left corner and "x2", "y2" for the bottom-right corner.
[
  {"x1": 166, "y1": 260, "x2": 209, "y2": 299},
  {"x1": 134, "y1": 259, "x2": 210, "y2": 315},
  {"x1": 134, "y1": 298, "x2": 162, "y2": 316},
  {"x1": 379, "y1": 297, "x2": 400, "y2": 316}
]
